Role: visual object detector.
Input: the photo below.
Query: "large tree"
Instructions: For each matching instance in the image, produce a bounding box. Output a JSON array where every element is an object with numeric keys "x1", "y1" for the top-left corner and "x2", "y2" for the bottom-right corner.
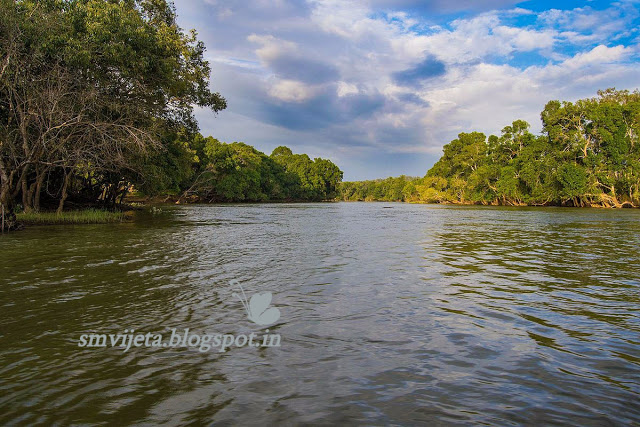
[{"x1": 0, "y1": 0, "x2": 225, "y2": 229}]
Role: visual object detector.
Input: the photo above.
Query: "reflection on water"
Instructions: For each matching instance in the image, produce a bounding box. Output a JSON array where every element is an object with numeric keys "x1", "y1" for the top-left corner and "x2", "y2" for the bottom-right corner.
[{"x1": 1, "y1": 203, "x2": 639, "y2": 424}]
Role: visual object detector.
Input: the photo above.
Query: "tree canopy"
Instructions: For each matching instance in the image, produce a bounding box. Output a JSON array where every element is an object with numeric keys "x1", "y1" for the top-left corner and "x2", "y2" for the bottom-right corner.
[{"x1": 182, "y1": 141, "x2": 343, "y2": 202}]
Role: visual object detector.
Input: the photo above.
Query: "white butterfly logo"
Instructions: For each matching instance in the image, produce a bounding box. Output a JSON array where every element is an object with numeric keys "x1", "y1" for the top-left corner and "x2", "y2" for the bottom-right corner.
[{"x1": 231, "y1": 281, "x2": 281, "y2": 326}]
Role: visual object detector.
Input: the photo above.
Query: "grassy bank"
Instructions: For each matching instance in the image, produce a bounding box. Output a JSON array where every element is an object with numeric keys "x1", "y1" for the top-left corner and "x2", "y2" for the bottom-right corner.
[{"x1": 17, "y1": 209, "x2": 128, "y2": 225}]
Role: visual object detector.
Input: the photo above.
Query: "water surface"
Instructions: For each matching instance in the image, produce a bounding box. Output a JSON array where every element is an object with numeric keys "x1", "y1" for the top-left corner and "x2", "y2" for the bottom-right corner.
[{"x1": 1, "y1": 203, "x2": 639, "y2": 425}]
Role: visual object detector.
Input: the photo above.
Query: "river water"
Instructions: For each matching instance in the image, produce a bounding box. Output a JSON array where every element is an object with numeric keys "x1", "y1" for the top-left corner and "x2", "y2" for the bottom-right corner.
[{"x1": 1, "y1": 203, "x2": 639, "y2": 425}]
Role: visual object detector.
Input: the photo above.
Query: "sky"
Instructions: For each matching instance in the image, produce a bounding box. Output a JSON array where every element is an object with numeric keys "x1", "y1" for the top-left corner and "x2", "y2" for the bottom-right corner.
[{"x1": 175, "y1": 0, "x2": 640, "y2": 180}]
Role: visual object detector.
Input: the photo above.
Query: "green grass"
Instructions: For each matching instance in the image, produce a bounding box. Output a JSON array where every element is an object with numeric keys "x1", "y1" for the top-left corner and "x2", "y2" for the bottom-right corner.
[{"x1": 17, "y1": 209, "x2": 128, "y2": 225}]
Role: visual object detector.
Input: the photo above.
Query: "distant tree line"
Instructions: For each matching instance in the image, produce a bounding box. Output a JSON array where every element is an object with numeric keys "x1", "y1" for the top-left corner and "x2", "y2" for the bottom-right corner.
[
  {"x1": 340, "y1": 89, "x2": 640, "y2": 208},
  {"x1": 340, "y1": 176, "x2": 419, "y2": 202}
]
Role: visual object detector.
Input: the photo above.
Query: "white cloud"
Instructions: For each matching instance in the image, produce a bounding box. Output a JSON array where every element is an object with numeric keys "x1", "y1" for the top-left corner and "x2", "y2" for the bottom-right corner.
[
  {"x1": 247, "y1": 34, "x2": 298, "y2": 62},
  {"x1": 267, "y1": 79, "x2": 316, "y2": 102},
  {"x1": 337, "y1": 82, "x2": 359, "y2": 97},
  {"x1": 398, "y1": 14, "x2": 559, "y2": 64},
  {"x1": 492, "y1": 25, "x2": 556, "y2": 51},
  {"x1": 539, "y1": 4, "x2": 640, "y2": 41},
  {"x1": 562, "y1": 45, "x2": 632, "y2": 69},
  {"x1": 309, "y1": 0, "x2": 380, "y2": 39}
]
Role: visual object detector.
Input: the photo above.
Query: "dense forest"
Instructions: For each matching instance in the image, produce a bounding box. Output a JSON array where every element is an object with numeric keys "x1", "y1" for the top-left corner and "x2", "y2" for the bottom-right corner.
[
  {"x1": 178, "y1": 139, "x2": 343, "y2": 203},
  {"x1": 340, "y1": 176, "x2": 420, "y2": 202},
  {"x1": 0, "y1": 0, "x2": 341, "y2": 231},
  {"x1": 340, "y1": 89, "x2": 640, "y2": 208}
]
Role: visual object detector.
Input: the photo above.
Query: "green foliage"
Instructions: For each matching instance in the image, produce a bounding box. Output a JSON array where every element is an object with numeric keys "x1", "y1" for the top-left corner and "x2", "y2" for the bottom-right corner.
[
  {"x1": 202, "y1": 141, "x2": 270, "y2": 201},
  {"x1": 339, "y1": 176, "x2": 420, "y2": 202},
  {"x1": 184, "y1": 141, "x2": 343, "y2": 202},
  {"x1": 269, "y1": 146, "x2": 343, "y2": 200},
  {"x1": 557, "y1": 163, "x2": 588, "y2": 201},
  {"x1": 133, "y1": 129, "x2": 198, "y2": 195}
]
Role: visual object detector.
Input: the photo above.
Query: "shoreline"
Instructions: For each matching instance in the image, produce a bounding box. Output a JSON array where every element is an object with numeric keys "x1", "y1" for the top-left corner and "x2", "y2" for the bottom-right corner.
[{"x1": 338, "y1": 199, "x2": 639, "y2": 209}]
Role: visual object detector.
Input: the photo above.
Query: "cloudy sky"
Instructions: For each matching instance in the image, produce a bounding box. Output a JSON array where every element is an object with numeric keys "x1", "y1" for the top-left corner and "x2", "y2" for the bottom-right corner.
[{"x1": 176, "y1": 0, "x2": 640, "y2": 180}]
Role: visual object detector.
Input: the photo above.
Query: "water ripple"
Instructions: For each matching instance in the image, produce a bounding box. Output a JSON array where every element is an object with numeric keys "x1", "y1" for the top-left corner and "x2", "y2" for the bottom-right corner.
[{"x1": 1, "y1": 204, "x2": 639, "y2": 424}]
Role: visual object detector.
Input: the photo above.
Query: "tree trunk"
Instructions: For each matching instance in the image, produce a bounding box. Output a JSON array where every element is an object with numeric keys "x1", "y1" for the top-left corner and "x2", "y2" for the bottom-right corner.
[
  {"x1": 1, "y1": 178, "x2": 9, "y2": 233},
  {"x1": 20, "y1": 165, "x2": 33, "y2": 212},
  {"x1": 57, "y1": 168, "x2": 72, "y2": 214},
  {"x1": 118, "y1": 187, "x2": 127, "y2": 205},
  {"x1": 33, "y1": 168, "x2": 47, "y2": 212},
  {"x1": 0, "y1": 160, "x2": 18, "y2": 232},
  {"x1": 0, "y1": 203, "x2": 19, "y2": 233},
  {"x1": 26, "y1": 180, "x2": 37, "y2": 211}
]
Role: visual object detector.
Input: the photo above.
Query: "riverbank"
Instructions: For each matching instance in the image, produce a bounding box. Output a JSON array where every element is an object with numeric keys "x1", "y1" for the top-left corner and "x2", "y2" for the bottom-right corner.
[{"x1": 338, "y1": 198, "x2": 638, "y2": 208}]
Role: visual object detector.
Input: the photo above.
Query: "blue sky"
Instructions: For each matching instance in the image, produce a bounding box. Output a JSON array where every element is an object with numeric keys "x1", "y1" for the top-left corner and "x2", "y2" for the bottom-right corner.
[{"x1": 176, "y1": 0, "x2": 640, "y2": 180}]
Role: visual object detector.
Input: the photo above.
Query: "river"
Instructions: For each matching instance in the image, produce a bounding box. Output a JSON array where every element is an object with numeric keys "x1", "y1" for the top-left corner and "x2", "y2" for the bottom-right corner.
[{"x1": 1, "y1": 203, "x2": 639, "y2": 425}]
